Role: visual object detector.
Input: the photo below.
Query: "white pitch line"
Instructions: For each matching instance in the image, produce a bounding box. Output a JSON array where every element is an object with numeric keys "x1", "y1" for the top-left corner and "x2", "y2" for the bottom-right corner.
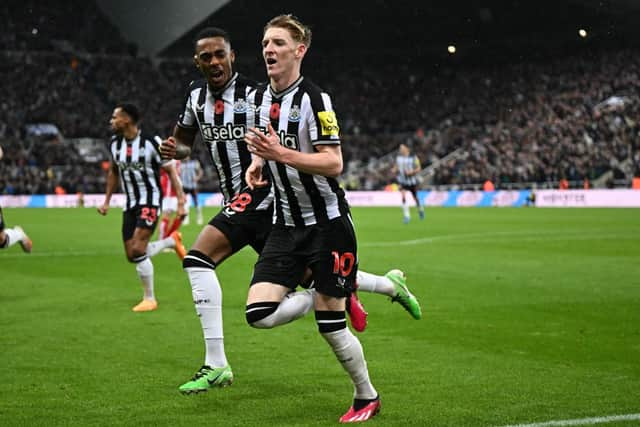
[
  {"x1": 360, "y1": 229, "x2": 634, "y2": 248},
  {"x1": 361, "y1": 230, "x2": 532, "y2": 247},
  {"x1": 0, "y1": 230, "x2": 633, "y2": 256},
  {"x1": 0, "y1": 250, "x2": 123, "y2": 259},
  {"x1": 361, "y1": 237, "x2": 434, "y2": 247},
  {"x1": 498, "y1": 413, "x2": 640, "y2": 427}
]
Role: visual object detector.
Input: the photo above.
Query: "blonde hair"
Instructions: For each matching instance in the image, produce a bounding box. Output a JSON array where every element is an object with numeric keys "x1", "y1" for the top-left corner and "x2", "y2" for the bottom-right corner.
[{"x1": 264, "y1": 14, "x2": 312, "y2": 48}]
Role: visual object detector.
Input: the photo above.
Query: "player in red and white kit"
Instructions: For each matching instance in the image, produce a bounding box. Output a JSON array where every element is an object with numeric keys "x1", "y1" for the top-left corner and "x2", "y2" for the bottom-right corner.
[{"x1": 159, "y1": 160, "x2": 187, "y2": 239}]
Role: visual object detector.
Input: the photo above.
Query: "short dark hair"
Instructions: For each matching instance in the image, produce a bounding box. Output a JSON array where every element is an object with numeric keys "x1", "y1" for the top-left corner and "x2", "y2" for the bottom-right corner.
[
  {"x1": 194, "y1": 27, "x2": 231, "y2": 50},
  {"x1": 116, "y1": 103, "x2": 140, "y2": 124}
]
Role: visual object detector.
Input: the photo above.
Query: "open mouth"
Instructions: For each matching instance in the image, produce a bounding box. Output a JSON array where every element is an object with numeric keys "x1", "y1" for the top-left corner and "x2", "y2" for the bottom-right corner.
[
  {"x1": 210, "y1": 69, "x2": 224, "y2": 79},
  {"x1": 266, "y1": 58, "x2": 277, "y2": 65}
]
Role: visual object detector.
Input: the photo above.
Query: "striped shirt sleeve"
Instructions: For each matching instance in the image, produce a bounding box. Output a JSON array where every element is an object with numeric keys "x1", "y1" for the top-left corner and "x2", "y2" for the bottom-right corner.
[
  {"x1": 177, "y1": 82, "x2": 198, "y2": 129},
  {"x1": 307, "y1": 91, "x2": 341, "y2": 145}
]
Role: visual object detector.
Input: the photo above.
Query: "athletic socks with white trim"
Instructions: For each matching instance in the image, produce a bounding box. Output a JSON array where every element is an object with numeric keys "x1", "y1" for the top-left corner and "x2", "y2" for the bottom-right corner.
[
  {"x1": 183, "y1": 250, "x2": 228, "y2": 368},
  {"x1": 196, "y1": 207, "x2": 203, "y2": 225},
  {"x1": 134, "y1": 256, "x2": 155, "y2": 300},
  {"x1": 2, "y1": 227, "x2": 25, "y2": 249},
  {"x1": 146, "y1": 236, "x2": 175, "y2": 257},
  {"x1": 317, "y1": 312, "x2": 377, "y2": 400},
  {"x1": 402, "y1": 200, "x2": 410, "y2": 222},
  {"x1": 246, "y1": 290, "x2": 315, "y2": 328},
  {"x1": 355, "y1": 270, "x2": 395, "y2": 296}
]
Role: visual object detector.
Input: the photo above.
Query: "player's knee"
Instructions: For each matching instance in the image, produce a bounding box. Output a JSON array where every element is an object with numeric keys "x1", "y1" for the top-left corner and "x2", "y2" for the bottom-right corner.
[
  {"x1": 182, "y1": 249, "x2": 216, "y2": 270},
  {"x1": 245, "y1": 302, "x2": 279, "y2": 328},
  {"x1": 127, "y1": 246, "x2": 147, "y2": 263}
]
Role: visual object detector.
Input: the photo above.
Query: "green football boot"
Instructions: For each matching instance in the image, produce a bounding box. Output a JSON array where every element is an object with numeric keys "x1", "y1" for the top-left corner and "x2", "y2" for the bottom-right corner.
[
  {"x1": 179, "y1": 365, "x2": 234, "y2": 394},
  {"x1": 385, "y1": 269, "x2": 422, "y2": 320}
]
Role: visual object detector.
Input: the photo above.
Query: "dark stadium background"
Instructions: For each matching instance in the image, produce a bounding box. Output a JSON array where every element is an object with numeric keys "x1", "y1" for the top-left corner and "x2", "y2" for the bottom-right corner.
[
  {"x1": 2, "y1": 3, "x2": 640, "y2": 427},
  {"x1": 1, "y1": 0, "x2": 638, "y2": 194}
]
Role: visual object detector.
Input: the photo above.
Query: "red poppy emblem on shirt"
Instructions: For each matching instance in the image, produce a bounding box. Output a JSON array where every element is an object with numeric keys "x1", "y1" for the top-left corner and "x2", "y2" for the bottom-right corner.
[
  {"x1": 214, "y1": 99, "x2": 225, "y2": 115},
  {"x1": 126, "y1": 147, "x2": 132, "y2": 156},
  {"x1": 269, "y1": 103, "x2": 280, "y2": 120}
]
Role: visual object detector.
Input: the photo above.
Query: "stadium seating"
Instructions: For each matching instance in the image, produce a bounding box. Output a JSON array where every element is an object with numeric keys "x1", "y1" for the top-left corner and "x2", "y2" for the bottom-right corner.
[{"x1": 1, "y1": 0, "x2": 638, "y2": 194}]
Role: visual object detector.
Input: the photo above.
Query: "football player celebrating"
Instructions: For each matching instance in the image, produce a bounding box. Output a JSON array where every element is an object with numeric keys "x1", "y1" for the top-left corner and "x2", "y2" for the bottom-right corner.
[
  {"x1": 161, "y1": 27, "x2": 421, "y2": 397},
  {"x1": 244, "y1": 15, "x2": 416, "y2": 423},
  {"x1": 98, "y1": 103, "x2": 187, "y2": 312}
]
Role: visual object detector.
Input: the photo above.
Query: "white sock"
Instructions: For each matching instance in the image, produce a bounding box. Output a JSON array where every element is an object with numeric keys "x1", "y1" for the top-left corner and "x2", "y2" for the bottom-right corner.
[
  {"x1": 3, "y1": 228, "x2": 25, "y2": 248},
  {"x1": 147, "y1": 236, "x2": 175, "y2": 257},
  {"x1": 254, "y1": 290, "x2": 315, "y2": 328},
  {"x1": 135, "y1": 257, "x2": 155, "y2": 300},
  {"x1": 322, "y1": 327, "x2": 377, "y2": 400},
  {"x1": 158, "y1": 220, "x2": 166, "y2": 240},
  {"x1": 402, "y1": 201, "x2": 410, "y2": 218},
  {"x1": 356, "y1": 271, "x2": 395, "y2": 296},
  {"x1": 186, "y1": 267, "x2": 228, "y2": 368}
]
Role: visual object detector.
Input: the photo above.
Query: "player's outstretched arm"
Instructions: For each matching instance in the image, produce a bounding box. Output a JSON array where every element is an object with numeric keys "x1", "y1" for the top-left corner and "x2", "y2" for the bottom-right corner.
[{"x1": 98, "y1": 162, "x2": 119, "y2": 216}]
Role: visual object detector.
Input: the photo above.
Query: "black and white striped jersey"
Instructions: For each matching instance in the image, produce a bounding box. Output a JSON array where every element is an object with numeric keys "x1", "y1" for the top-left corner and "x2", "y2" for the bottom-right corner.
[
  {"x1": 252, "y1": 76, "x2": 348, "y2": 227},
  {"x1": 396, "y1": 155, "x2": 421, "y2": 186},
  {"x1": 177, "y1": 73, "x2": 272, "y2": 210},
  {"x1": 109, "y1": 131, "x2": 165, "y2": 211},
  {"x1": 180, "y1": 159, "x2": 200, "y2": 190}
]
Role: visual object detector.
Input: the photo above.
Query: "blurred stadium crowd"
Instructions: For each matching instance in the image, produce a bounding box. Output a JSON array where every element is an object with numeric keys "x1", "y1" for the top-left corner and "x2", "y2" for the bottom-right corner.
[{"x1": 1, "y1": 0, "x2": 638, "y2": 194}]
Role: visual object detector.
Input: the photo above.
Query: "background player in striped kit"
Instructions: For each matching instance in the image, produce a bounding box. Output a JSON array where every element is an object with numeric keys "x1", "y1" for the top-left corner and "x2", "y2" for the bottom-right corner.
[
  {"x1": 243, "y1": 14, "x2": 407, "y2": 423},
  {"x1": 391, "y1": 143, "x2": 425, "y2": 223},
  {"x1": 0, "y1": 145, "x2": 32, "y2": 253},
  {"x1": 161, "y1": 27, "x2": 421, "y2": 396},
  {"x1": 98, "y1": 103, "x2": 187, "y2": 312},
  {"x1": 179, "y1": 156, "x2": 204, "y2": 225}
]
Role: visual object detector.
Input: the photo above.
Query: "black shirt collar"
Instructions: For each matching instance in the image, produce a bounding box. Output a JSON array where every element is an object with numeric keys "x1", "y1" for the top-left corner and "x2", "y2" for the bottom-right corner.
[
  {"x1": 209, "y1": 72, "x2": 238, "y2": 96},
  {"x1": 269, "y1": 76, "x2": 304, "y2": 99}
]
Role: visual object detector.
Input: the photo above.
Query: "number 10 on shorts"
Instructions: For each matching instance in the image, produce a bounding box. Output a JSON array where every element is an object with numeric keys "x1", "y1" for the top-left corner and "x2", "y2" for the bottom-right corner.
[{"x1": 331, "y1": 251, "x2": 355, "y2": 277}]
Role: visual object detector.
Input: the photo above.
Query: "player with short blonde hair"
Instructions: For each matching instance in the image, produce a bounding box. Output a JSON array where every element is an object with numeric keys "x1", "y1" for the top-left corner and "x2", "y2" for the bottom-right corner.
[{"x1": 244, "y1": 14, "x2": 389, "y2": 423}]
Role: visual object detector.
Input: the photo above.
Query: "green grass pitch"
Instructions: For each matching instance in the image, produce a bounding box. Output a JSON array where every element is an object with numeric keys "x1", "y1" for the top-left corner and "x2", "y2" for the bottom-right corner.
[{"x1": 1, "y1": 207, "x2": 639, "y2": 426}]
